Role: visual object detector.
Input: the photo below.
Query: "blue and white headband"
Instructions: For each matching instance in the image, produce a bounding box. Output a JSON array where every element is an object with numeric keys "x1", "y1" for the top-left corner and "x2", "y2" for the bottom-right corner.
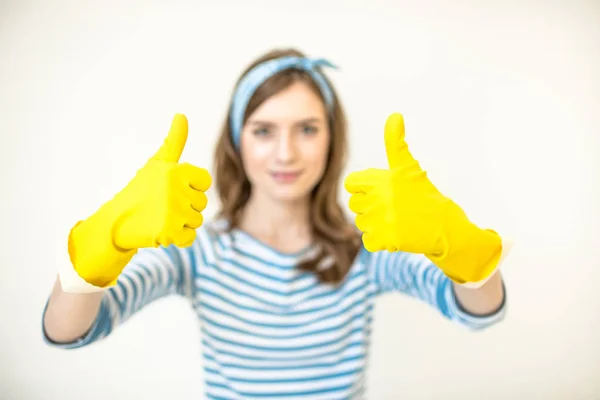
[{"x1": 229, "y1": 56, "x2": 338, "y2": 148}]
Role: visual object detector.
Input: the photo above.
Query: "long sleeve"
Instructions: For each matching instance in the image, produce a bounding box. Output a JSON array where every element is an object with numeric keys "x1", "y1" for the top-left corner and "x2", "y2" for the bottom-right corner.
[
  {"x1": 42, "y1": 243, "x2": 200, "y2": 349},
  {"x1": 365, "y1": 248, "x2": 507, "y2": 330}
]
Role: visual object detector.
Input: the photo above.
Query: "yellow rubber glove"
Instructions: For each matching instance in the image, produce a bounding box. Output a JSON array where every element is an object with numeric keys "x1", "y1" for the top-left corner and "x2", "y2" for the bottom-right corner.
[
  {"x1": 67, "y1": 114, "x2": 212, "y2": 287},
  {"x1": 344, "y1": 113, "x2": 503, "y2": 285}
]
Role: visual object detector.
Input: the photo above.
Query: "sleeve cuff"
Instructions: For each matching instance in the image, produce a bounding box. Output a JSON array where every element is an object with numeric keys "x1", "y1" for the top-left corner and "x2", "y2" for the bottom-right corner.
[
  {"x1": 41, "y1": 295, "x2": 112, "y2": 349},
  {"x1": 445, "y1": 278, "x2": 507, "y2": 330},
  {"x1": 455, "y1": 235, "x2": 514, "y2": 289}
]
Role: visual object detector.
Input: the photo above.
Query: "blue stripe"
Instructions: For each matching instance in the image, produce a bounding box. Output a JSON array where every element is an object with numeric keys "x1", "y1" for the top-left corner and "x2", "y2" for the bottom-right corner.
[
  {"x1": 203, "y1": 353, "x2": 365, "y2": 371},
  {"x1": 216, "y1": 232, "x2": 311, "y2": 269},
  {"x1": 204, "y1": 366, "x2": 362, "y2": 384},
  {"x1": 202, "y1": 338, "x2": 366, "y2": 362},
  {"x1": 205, "y1": 380, "x2": 355, "y2": 398},
  {"x1": 201, "y1": 305, "x2": 371, "y2": 341},
  {"x1": 203, "y1": 325, "x2": 367, "y2": 353}
]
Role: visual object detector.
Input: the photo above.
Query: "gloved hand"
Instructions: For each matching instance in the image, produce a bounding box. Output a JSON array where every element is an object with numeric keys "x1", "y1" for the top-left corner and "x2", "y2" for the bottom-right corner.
[
  {"x1": 344, "y1": 113, "x2": 504, "y2": 285},
  {"x1": 67, "y1": 114, "x2": 212, "y2": 287}
]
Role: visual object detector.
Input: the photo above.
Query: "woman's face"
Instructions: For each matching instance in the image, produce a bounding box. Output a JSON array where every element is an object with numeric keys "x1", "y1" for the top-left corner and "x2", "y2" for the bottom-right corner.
[{"x1": 240, "y1": 81, "x2": 331, "y2": 203}]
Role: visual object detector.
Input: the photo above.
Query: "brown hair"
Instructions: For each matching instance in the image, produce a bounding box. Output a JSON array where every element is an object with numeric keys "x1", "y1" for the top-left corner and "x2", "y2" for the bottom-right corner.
[{"x1": 213, "y1": 48, "x2": 360, "y2": 284}]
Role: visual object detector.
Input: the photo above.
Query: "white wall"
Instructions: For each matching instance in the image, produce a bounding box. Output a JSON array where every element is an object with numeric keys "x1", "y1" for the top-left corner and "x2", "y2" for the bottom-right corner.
[{"x1": 1, "y1": 0, "x2": 599, "y2": 399}]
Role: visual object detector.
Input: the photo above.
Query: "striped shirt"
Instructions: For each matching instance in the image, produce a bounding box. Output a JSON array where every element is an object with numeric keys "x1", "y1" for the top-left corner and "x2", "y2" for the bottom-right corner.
[{"x1": 43, "y1": 219, "x2": 506, "y2": 399}]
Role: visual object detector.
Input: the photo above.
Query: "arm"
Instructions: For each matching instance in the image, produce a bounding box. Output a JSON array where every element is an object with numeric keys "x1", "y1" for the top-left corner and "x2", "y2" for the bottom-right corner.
[
  {"x1": 42, "y1": 113, "x2": 210, "y2": 347},
  {"x1": 42, "y1": 244, "x2": 197, "y2": 348},
  {"x1": 43, "y1": 278, "x2": 104, "y2": 344},
  {"x1": 450, "y1": 235, "x2": 513, "y2": 316},
  {"x1": 366, "y1": 248, "x2": 506, "y2": 330},
  {"x1": 452, "y1": 270, "x2": 504, "y2": 316}
]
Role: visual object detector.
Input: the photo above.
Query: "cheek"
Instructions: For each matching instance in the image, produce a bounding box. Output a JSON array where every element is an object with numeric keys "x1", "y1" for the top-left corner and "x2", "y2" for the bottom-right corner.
[
  {"x1": 241, "y1": 140, "x2": 272, "y2": 176},
  {"x1": 304, "y1": 135, "x2": 330, "y2": 170}
]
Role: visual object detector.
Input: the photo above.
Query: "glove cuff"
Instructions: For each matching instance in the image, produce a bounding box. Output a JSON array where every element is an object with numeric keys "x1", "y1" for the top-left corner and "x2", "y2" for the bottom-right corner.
[
  {"x1": 427, "y1": 223, "x2": 504, "y2": 285},
  {"x1": 67, "y1": 203, "x2": 137, "y2": 288},
  {"x1": 455, "y1": 235, "x2": 514, "y2": 289}
]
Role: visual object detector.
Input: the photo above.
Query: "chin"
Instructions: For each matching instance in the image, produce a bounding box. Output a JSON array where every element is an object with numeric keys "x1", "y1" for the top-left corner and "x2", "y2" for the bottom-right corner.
[
  {"x1": 267, "y1": 181, "x2": 316, "y2": 203},
  {"x1": 269, "y1": 188, "x2": 312, "y2": 203}
]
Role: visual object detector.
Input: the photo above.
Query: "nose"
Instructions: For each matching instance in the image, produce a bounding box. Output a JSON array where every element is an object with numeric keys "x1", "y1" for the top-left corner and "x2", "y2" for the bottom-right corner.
[{"x1": 275, "y1": 131, "x2": 297, "y2": 164}]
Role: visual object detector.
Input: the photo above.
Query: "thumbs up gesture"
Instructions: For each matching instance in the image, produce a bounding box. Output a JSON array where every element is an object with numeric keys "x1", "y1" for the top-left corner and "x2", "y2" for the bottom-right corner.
[
  {"x1": 68, "y1": 114, "x2": 212, "y2": 287},
  {"x1": 112, "y1": 114, "x2": 212, "y2": 250},
  {"x1": 344, "y1": 113, "x2": 504, "y2": 285}
]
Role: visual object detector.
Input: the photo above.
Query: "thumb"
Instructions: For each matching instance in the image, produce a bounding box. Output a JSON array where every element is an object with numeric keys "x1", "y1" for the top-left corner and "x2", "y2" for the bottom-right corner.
[
  {"x1": 152, "y1": 113, "x2": 188, "y2": 162},
  {"x1": 384, "y1": 112, "x2": 417, "y2": 170}
]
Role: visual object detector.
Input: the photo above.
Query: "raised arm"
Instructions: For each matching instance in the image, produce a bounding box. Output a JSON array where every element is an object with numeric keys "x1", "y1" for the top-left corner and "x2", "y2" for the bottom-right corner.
[{"x1": 42, "y1": 113, "x2": 211, "y2": 346}]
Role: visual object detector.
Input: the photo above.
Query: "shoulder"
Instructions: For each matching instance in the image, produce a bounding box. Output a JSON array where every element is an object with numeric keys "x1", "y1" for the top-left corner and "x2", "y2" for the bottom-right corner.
[
  {"x1": 351, "y1": 242, "x2": 374, "y2": 268},
  {"x1": 193, "y1": 217, "x2": 231, "y2": 248}
]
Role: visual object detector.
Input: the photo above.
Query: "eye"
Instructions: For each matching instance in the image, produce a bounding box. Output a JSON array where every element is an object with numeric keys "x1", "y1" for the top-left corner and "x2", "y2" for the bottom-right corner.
[
  {"x1": 252, "y1": 127, "x2": 271, "y2": 137},
  {"x1": 301, "y1": 125, "x2": 318, "y2": 135}
]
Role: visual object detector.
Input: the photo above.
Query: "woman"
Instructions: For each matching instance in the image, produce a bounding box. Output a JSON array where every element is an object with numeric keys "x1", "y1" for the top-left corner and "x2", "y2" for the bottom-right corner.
[{"x1": 42, "y1": 48, "x2": 510, "y2": 399}]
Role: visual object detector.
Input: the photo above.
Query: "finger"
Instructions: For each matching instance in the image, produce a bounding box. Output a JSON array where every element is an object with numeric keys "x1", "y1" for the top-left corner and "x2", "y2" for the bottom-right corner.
[
  {"x1": 153, "y1": 114, "x2": 189, "y2": 162},
  {"x1": 354, "y1": 214, "x2": 370, "y2": 233},
  {"x1": 343, "y1": 169, "x2": 378, "y2": 194},
  {"x1": 384, "y1": 112, "x2": 418, "y2": 170},
  {"x1": 348, "y1": 193, "x2": 372, "y2": 215},
  {"x1": 184, "y1": 186, "x2": 208, "y2": 213},
  {"x1": 362, "y1": 233, "x2": 381, "y2": 252},
  {"x1": 180, "y1": 163, "x2": 212, "y2": 192},
  {"x1": 184, "y1": 210, "x2": 204, "y2": 230},
  {"x1": 173, "y1": 227, "x2": 197, "y2": 248},
  {"x1": 157, "y1": 231, "x2": 173, "y2": 248},
  {"x1": 384, "y1": 244, "x2": 398, "y2": 252}
]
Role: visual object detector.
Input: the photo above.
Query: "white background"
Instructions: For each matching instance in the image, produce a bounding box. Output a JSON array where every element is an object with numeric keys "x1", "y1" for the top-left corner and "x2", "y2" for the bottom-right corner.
[{"x1": 1, "y1": 0, "x2": 599, "y2": 399}]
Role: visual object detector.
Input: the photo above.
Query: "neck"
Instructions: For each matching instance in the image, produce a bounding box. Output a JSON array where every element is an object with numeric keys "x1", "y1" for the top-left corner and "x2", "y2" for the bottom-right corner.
[{"x1": 239, "y1": 190, "x2": 312, "y2": 242}]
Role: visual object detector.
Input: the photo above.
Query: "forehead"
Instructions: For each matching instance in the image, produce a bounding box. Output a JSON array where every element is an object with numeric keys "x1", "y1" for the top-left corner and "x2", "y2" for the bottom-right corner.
[{"x1": 248, "y1": 81, "x2": 327, "y2": 123}]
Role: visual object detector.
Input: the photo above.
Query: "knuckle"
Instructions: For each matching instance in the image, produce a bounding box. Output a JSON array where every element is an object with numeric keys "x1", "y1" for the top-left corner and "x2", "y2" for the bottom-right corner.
[
  {"x1": 189, "y1": 213, "x2": 203, "y2": 228},
  {"x1": 196, "y1": 192, "x2": 208, "y2": 210},
  {"x1": 199, "y1": 168, "x2": 212, "y2": 185},
  {"x1": 348, "y1": 197, "x2": 356, "y2": 212},
  {"x1": 355, "y1": 215, "x2": 369, "y2": 232}
]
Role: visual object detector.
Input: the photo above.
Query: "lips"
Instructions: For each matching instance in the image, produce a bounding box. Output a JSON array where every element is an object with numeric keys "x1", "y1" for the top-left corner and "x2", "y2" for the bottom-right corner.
[{"x1": 271, "y1": 171, "x2": 302, "y2": 183}]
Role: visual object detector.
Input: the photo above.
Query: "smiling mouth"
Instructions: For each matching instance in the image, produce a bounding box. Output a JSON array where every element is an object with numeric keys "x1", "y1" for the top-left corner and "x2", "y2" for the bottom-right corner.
[{"x1": 270, "y1": 170, "x2": 303, "y2": 183}]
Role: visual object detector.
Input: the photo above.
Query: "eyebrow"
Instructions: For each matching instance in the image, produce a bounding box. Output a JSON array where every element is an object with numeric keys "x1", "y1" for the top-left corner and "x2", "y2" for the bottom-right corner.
[{"x1": 247, "y1": 117, "x2": 324, "y2": 126}]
